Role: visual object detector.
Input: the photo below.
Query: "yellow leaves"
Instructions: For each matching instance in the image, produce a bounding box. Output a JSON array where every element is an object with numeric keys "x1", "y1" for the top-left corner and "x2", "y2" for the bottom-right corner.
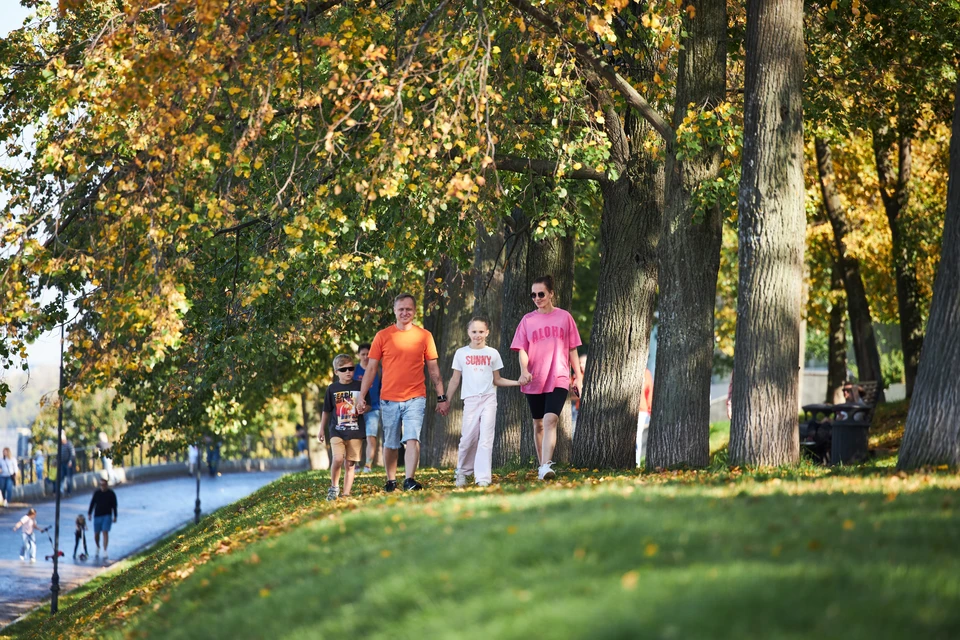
[
  {"x1": 259, "y1": 588, "x2": 271, "y2": 598},
  {"x1": 686, "y1": 5, "x2": 696, "y2": 18},
  {"x1": 380, "y1": 549, "x2": 392, "y2": 558},
  {"x1": 842, "y1": 519, "x2": 856, "y2": 531},
  {"x1": 644, "y1": 543, "x2": 659, "y2": 557},
  {"x1": 506, "y1": 525, "x2": 518, "y2": 535},
  {"x1": 621, "y1": 570, "x2": 640, "y2": 590}
]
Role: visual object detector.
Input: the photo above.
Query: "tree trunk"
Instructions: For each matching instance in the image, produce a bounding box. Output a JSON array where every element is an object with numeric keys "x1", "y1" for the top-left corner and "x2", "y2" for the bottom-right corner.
[
  {"x1": 729, "y1": 0, "x2": 804, "y2": 467},
  {"x1": 420, "y1": 259, "x2": 475, "y2": 468},
  {"x1": 494, "y1": 207, "x2": 576, "y2": 467},
  {"x1": 873, "y1": 127, "x2": 923, "y2": 397},
  {"x1": 815, "y1": 137, "x2": 885, "y2": 399},
  {"x1": 473, "y1": 219, "x2": 505, "y2": 347},
  {"x1": 421, "y1": 262, "x2": 446, "y2": 467},
  {"x1": 898, "y1": 79, "x2": 960, "y2": 469},
  {"x1": 648, "y1": 0, "x2": 727, "y2": 470},
  {"x1": 827, "y1": 259, "x2": 847, "y2": 404},
  {"x1": 573, "y1": 109, "x2": 663, "y2": 469}
]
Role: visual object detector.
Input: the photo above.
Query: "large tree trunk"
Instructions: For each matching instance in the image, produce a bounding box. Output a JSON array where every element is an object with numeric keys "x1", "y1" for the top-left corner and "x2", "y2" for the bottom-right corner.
[
  {"x1": 729, "y1": 0, "x2": 805, "y2": 466},
  {"x1": 873, "y1": 127, "x2": 923, "y2": 397},
  {"x1": 573, "y1": 108, "x2": 663, "y2": 469},
  {"x1": 815, "y1": 138, "x2": 885, "y2": 399},
  {"x1": 826, "y1": 260, "x2": 848, "y2": 404},
  {"x1": 494, "y1": 206, "x2": 576, "y2": 467},
  {"x1": 648, "y1": 0, "x2": 727, "y2": 470},
  {"x1": 421, "y1": 260, "x2": 474, "y2": 468},
  {"x1": 898, "y1": 79, "x2": 960, "y2": 469},
  {"x1": 473, "y1": 219, "x2": 505, "y2": 347}
]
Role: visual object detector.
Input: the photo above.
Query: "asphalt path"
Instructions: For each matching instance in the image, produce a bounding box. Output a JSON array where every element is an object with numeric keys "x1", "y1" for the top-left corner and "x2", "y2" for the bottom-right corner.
[{"x1": 0, "y1": 470, "x2": 290, "y2": 626}]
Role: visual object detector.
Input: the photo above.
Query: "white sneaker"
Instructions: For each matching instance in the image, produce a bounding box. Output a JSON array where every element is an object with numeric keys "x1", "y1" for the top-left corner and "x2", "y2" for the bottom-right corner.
[
  {"x1": 477, "y1": 481, "x2": 490, "y2": 487},
  {"x1": 30, "y1": 558, "x2": 36, "y2": 563},
  {"x1": 538, "y1": 462, "x2": 556, "y2": 480},
  {"x1": 19, "y1": 555, "x2": 24, "y2": 561},
  {"x1": 455, "y1": 471, "x2": 467, "y2": 488},
  {"x1": 102, "y1": 553, "x2": 108, "y2": 562}
]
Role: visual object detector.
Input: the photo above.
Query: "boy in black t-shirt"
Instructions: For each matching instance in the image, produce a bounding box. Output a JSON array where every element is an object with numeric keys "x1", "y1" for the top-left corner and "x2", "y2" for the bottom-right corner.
[{"x1": 318, "y1": 354, "x2": 368, "y2": 501}]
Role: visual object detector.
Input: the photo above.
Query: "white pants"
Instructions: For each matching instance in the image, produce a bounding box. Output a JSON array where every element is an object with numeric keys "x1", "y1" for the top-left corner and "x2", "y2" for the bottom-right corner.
[
  {"x1": 636, "y1": 412, "x2": 651, "y2": 466},
  {"x1": 456, "y1": 393, "x2": 497, "y2": 484}
]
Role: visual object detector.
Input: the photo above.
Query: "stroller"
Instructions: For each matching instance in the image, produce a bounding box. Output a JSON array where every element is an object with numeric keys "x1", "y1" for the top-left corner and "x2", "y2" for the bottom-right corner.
[{"x1": 42, "y1": 527, "x2": 64, "y2": 561}]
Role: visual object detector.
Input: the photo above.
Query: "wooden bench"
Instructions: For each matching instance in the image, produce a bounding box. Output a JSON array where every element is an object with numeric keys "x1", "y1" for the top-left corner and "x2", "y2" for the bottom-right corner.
[{"x1": 800, "y1": 381, "x2": 879, "y2": 465}]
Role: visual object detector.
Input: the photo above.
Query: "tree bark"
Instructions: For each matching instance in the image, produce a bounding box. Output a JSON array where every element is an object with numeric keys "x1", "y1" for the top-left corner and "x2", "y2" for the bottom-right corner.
[
  {"x1": 473, "y1": 219, "x2": 505, "y2": 347},
  {"x1": 898, "y1": 78, "x2": 960, "y2": 469},
  {"x1": 815, "y1": 137, "x2": 885, "y2": 399},
  {"x1": 729, "y1": 0, "x2": 805, "y2": 467},
  {"x1": 648, "y1": 0, "x2": 727, "y2": 470},
  {"x1": 494, "y1": 206, "x2": 576, "y2": 467},
  {"x1": 827, "y1": 259, "x2": 847, "y2": 404},
  {"x1": 573, "y1": 109, "x2": 663, "y2": 469},
  {"x1": 873, "y1": 126, "x2": 923, "y2": 397},
  {"x1": 421, "y1": 260, "x2": 476, "y2": 468}
]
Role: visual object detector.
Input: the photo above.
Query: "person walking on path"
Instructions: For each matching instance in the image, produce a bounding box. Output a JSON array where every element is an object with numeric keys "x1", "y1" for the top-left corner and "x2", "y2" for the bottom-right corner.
[
  {"x1": 318, "y1": 354, "x2": 369, "y2": 501},
  {"x1": 12, "y1": 508, "x2": 42, "y2": 562},
  {"x1": 358, "y1": 293, "x2": 450, "y2": 492},
  {"x1": 511, "y1": 275, "x2": 584, "y2": 481},
  {"x1": 97, "y1": 432, "x2": 114, "y2": 483},
  {"x1": 59, "y1": 432, "x2": 76, "y2": 495},
  {"x1": 33, "y1": 449, "x2": 44, "y2": 486},
  {"x1": 88, "y1": 477, "x2": 118, "y2": 560},
  {"x1": 636, "y1": 368, "x2": 654, "y2": 466},
  {"x1": 0, "y1": 448, "x2": 18, "y2": 507},
  {"x1": 447, "y1": 317, "x2": 521, "y2": 488},
  {"x1": 354, "y1": 343, "x2": 383, "y2": 474},
  {"x1": 74, "y1": 514, "x2": 89, "y2": 560}
]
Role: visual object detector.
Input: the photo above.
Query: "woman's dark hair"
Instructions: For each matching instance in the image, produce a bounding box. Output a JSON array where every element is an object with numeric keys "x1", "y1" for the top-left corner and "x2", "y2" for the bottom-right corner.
[
  {"x1": 358, "y1": 342, "x2": 372, "y2": 351},
  {"x1": 468, "y1": 316, "x2": 490, "y2": 330},
  {"x1": 532, "y1": 275, "x2": 554, "y2": 292}
]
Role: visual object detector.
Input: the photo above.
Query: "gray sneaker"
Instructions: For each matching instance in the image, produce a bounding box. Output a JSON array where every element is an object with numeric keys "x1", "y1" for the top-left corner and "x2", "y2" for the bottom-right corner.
[
  {"x1": 326, "y1": 486, "x2": 340, "y2": 501},
  {"x1": 455, "y1": 471, "x2": 468, "y2": 488}
]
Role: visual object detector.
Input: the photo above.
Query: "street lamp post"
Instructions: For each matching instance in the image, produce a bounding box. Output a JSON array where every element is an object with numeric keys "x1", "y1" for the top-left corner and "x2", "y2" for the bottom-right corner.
[
  {"x1": 194, "y1": 444, "x2": 202, "y2": 524},
  {"x1": 50, "y1": 309, "x2": 66, "y2": 614}
]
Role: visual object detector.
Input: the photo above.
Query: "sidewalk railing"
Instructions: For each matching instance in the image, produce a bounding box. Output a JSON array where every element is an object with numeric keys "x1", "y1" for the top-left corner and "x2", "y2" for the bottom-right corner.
[{"x1": 15, "y1": 435, "x2": 304, "y2": 486}]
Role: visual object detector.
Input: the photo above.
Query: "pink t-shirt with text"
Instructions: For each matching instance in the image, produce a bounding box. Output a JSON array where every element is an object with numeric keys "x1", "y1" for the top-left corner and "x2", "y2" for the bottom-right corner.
[{"x1": 510, "y1": 308, "x2": 582, "y2": 394}]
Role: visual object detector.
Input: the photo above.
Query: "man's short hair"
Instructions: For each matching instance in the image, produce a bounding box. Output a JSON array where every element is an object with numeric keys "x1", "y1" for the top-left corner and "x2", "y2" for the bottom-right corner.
[
  {"x1": 394, "y1": 292, "x2": 416, "y2": 306},
  {"x1": 333, "y1": 354, "x2": 353, "y2": 371}
]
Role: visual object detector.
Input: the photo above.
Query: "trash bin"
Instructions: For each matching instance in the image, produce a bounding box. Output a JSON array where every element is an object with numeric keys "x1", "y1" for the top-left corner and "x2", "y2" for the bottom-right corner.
[{"x1": 830, "y1": 422, "x2": 869, "y2": 465}]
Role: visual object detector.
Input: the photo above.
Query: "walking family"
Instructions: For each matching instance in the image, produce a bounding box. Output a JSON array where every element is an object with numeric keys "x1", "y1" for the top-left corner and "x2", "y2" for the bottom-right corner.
[{"x1": 318, "y1": 275, "x2": 583, "y2": 500}]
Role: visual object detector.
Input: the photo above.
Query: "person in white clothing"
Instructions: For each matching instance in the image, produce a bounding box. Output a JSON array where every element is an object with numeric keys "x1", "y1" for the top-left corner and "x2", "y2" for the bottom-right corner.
[
  {"x1": 0, "y1": 448, "x2": 19, "y2": 507},
  {"x1": 446, "y1": 317, "x2": 521, "y2": 488},
  {"x1": 13, "y1": 508, "x2": 43, "y2": 562}
]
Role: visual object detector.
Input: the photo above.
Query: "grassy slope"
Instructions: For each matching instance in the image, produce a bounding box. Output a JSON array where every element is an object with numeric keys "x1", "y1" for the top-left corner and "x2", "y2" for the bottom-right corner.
[{"x1": 8, "y1": 401, "x2": 960, "y2": 640}]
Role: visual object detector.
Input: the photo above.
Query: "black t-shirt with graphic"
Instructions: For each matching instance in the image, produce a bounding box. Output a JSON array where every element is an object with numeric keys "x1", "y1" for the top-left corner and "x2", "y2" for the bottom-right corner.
[{"x1": 322, "y1": 380, "x2": 367, "y2": 440}]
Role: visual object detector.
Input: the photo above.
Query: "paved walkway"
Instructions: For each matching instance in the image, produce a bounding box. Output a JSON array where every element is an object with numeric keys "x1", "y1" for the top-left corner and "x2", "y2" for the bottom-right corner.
[{"x1": 0, "y1": 470, "x2": 290, "y2": 625}]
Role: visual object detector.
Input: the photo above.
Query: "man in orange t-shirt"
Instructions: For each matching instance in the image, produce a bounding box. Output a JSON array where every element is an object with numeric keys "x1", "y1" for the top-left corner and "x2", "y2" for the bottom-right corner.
[{"x1": 358, "y1": 293, "x2": 449, "y2": 492}]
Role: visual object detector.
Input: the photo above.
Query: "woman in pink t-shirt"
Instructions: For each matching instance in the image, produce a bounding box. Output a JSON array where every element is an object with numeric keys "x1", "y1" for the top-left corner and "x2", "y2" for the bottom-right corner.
[{"x1": 510, "y1": 275, "x2": 583, "y2": 481}]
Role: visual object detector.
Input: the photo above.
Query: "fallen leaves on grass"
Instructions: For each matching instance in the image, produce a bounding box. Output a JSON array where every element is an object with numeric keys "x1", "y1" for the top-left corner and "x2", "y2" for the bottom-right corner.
[{"x1": 621, "y1": 570, "x2": 640, "y2": 590}]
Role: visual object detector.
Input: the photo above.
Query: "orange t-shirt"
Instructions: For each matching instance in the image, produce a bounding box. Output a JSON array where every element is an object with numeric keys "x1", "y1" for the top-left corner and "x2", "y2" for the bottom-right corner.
[
  {"x1": 637, "y1": 369, "x2": 654, "y2": 414},
  {"x1": 369, "y1": 324, "x2": 439, "y2": 402}
]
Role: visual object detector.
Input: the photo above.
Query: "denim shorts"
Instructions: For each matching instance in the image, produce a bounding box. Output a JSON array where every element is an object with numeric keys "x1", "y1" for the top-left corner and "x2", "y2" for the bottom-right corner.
[
  {"x1": 381, "y1": 397, "x2": 426, "y2": 449},
  {"x1": 94, "y1": 514, "x2": 112, "y2": 533},
  {"x1": 364, "y1": 408, "x2": 381, "y2": 438}
]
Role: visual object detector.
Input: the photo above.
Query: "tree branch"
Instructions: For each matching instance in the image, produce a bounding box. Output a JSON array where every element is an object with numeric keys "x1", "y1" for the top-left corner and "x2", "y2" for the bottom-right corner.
[
  {"x1": 492, "y1": 154, "x2": 606, "y2": 181},
  {"x1": 506, "y1": 0, "x2": 674, "y2": 143}
]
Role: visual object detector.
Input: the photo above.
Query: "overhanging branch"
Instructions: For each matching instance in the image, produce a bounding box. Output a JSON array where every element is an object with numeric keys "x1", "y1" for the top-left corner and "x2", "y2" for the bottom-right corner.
[
  {"x1": 492, "y1": 154, "x2": 606, "y2": 181},
  {"x1": 506, "y1": 0, "x2": 674, "y2": 143}
]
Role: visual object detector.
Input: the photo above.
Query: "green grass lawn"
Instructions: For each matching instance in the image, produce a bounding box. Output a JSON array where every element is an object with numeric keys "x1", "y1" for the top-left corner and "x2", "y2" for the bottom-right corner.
[{"x1": 6, "y1": 449, "x2": 960, "y2": 640}]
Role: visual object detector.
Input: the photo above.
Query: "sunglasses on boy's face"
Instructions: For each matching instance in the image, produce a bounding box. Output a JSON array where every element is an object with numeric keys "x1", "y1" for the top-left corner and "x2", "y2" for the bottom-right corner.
[
  {"x1": 337, "y1": 366, "x2": 355, "y2": 373},
  {"x1": 530, "y1": 291, "x2": 547, "y2": 299}
]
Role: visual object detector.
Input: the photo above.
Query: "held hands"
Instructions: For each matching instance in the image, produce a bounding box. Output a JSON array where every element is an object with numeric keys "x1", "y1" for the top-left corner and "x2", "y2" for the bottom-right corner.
[
  {"x1": 356, "y1": 397, "x2": 367, "y2": 414},
  {"x1": 435, "y1": 400, "x2": 451, "y2": 416},
  {"x1": 316, "y1": 431, "x2": 325, "y2": 444},
  {"x1": 518, "y1": 371, "x2": 533, "y2": 386},
  {"x1": 571, "y1": 377, "x2": 582, "y2": 398}
]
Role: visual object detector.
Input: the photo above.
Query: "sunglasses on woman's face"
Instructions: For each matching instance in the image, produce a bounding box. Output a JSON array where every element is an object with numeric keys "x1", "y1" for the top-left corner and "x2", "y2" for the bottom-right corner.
[
  {"x1": 530, "y1": 291, "x2": 547, "y2": 299},
  {"x1": 337, "y1": 366, "x2": 355, "y2": 373}
]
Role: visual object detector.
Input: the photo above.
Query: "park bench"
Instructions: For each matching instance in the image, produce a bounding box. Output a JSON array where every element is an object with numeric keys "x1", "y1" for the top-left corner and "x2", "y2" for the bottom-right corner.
[{"x1": 799, "y1": 381, "x2": 879, "y2": 465}]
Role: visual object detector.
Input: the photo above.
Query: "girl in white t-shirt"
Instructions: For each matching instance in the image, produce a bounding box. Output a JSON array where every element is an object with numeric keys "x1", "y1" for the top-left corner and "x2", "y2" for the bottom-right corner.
[{"x1": 447, "y1": 317, "x2": 521, "y2": 488}]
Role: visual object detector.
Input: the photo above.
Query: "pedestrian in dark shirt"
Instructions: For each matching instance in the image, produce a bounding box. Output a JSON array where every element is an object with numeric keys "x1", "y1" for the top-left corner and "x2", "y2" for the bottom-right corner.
[
  {"x1": 60, "y1": 433, "x2": 77, "y2": 495},
  {"x1": 88, "y1": 477, "x2": 118, "y2": 560}
]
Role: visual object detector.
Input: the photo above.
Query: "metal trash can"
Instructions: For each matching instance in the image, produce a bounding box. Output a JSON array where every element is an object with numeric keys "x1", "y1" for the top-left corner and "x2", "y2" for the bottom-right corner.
[{"x1": 830, "y1": 422, "x2": 869, "y2": 465}]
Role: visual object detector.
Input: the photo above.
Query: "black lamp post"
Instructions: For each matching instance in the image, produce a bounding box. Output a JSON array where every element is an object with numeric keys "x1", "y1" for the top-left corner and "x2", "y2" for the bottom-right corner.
[
  {"x1": 194, "y1": 443, "x2": 202, "y2": 524},
  {"x1": 50, "y1": 306, "x2": 66, "y2": 614}
]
